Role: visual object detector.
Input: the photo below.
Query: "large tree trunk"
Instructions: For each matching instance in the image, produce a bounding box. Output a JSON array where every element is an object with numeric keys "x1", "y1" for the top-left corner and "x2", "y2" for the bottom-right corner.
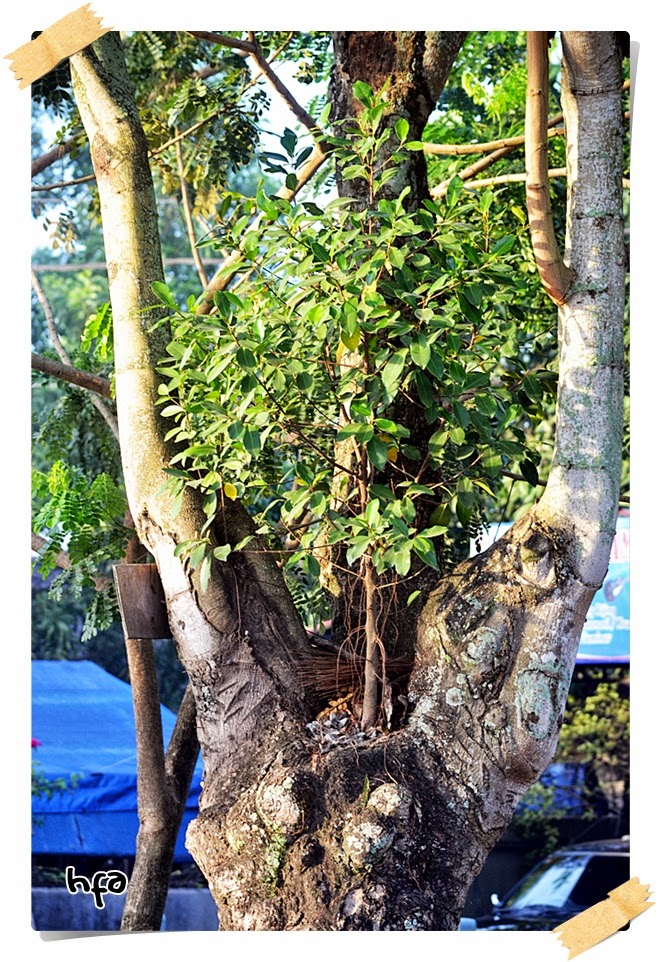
[{"x1": 70, "y1": 31, "x2": 624, "y2": 930}]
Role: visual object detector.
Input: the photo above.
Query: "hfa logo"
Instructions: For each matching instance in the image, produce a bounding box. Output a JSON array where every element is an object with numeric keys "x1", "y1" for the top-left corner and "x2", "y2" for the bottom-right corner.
[{"x1": 65, "y1": 865, "x2": 129, "y2": 909}]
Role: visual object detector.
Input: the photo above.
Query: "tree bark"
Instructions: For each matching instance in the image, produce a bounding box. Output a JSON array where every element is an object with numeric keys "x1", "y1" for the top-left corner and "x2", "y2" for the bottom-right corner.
[{"x1": 330, "y1": 31, "x2": 467, "y2": 209}]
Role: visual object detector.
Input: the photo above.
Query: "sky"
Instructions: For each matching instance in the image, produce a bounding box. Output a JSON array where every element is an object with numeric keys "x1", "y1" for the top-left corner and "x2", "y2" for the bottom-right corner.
[{"x1": 3, "y1": 3, "x2": 659, "y2": 958}]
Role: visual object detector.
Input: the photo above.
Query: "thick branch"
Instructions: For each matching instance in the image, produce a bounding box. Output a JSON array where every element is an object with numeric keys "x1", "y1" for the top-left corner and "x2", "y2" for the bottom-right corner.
[
  {"x1": 31, "y1": 271, "x2": 119, "y2": 437},
  {"x1": 31, "y1": 352, "x2": 112, "y2": 397},
  {"x1": 537, "y1": 31, "x2": 625, "y2": 584},
  {"x1": 31, "y1": 140, "x2": 75, "y2": 178},
  {"x1": 525, "y1": 32, "x2": 572, "y2": 306},
  {"x1": 424, "y1": 121, "x2": 565, "y2": 156}
]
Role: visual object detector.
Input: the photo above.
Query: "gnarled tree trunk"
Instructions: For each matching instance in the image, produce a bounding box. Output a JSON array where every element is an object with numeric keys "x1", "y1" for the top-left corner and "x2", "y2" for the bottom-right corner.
[{"x1": 70, "y1": 30, "x2": 624, "y2": 930}]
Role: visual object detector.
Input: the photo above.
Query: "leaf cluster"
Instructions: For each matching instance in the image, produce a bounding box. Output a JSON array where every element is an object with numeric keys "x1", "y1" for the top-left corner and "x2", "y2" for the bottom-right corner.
[{"x1": 152, "y1": 91, "x2": 554, "y2": 611}]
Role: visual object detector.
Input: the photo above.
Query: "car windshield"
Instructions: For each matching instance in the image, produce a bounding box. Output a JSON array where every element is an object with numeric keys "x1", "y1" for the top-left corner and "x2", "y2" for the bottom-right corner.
[{"x1": 502, "y1": 853, "x2": 629, "y2": 912}]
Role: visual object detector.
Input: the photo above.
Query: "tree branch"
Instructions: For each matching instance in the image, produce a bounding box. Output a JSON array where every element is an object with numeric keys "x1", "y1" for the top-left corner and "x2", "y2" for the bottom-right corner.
[
  {"x1": 247, "y1": 31, "x2": 321, "y2": 136},
  {"x1": 31, "y1": 352, "x2": 112, "y2": 397},
  {"x1": 525, "y1": 32, "x2": 573, "y2": 306},
  {"x1": 31, "y1": 269, "x2": 70, "y2": 365},
  {"x1": 187, "y1": 30, "x2": 255, "y2": 55},
  {"x1": 424, "y1": 121, "x2": 565, "y2": 156},
  {"x1": 174, "y1": 134, "x2": 208, "y2": 288},
  {"x1": 31, "y1": 270, "x2": 119, "y2": 437},
  {"x1": 31, "y1": 140, "x2": 75, "y2": 178}
]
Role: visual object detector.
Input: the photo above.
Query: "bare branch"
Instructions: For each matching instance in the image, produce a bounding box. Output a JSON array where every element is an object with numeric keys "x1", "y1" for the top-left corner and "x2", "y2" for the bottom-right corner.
[
  {"x1": 31, "y1": 271, "x2": 119, "y2": 437},
  {"x1": 33, "y1": 258, "x2": 223, "y2": 273},
  {"x1": 187, "y1": 30, "x2": 255, "y2": 55},
  {"x1": 32, "y1": 352, "x2": 112, "y2": 397},
  {"x1": 247, "y1": 31, "x2": 321, "y2": 136},
  {"x1": 456, "y1": 168, "x2": 629, "y2": 193},
  {"x1": 424, "y1": 120, "x2": 565, "y2": 156},
  {"x1": 32, "y1": 172, "x2": 96, "y2": 193},
  {"x1": 32, "y1": 140, "x2": 75, "y2": 178},
  {"x1": 174, "y1": 133, "x2": 208, "y2": 288},
  {"x1": 525, "y1": 31, "x2": 572, "y2": 306},
  {"x1": 31, "y1": 269, "x2": 70, "y2": 365}
]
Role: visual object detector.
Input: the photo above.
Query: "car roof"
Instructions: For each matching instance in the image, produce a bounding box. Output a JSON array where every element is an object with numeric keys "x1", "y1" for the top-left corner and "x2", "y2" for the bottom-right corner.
[{"x1": 551, "y1": 837, "x2": 629, "y2": 857}]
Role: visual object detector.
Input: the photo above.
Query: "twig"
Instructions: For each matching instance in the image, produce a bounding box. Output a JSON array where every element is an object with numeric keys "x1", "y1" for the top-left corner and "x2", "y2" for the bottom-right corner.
[
  {"x1": 175, "y1": 133, "x2": 208, "y2": 288},
  {"x1": 247, "y1": 31, "x2": 321, "y2": 136}
]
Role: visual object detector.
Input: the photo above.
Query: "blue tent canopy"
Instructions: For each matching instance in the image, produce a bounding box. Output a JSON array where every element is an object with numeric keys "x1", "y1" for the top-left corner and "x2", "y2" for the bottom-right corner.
[{"x1": 31, "y1": 660, "x2": 203, "y2": 860}]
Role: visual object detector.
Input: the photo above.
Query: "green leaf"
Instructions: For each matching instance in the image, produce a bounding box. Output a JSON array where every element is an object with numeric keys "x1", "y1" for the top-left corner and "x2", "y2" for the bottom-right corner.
[
  {"x1": 213, "y1": 544, "x2": 232, "y2": 562},
  {"x1": 346, "y1": 536, "x2": 372, "y2": 566},
  {"x1": 414, "y1": 370, "x2": 435, "y2": 409},
  {"x1": 381, "y1": 348, "x2": 408, "y2": 398},
  {"x1": 353, "y1": 80, "x2": 374, "y2": 106},
  {"x1": 337, "y1": 422, "x2": 374, "y2": 444},
  {"x1": 199, "y1": 554, "x2": 212, "y2": 593},
  {"x1": 520, "y1": 459, "x2": 540, "y2": 486},
  {"x1": 458, "y1": 292, "x2": 482, "y2": 325},
  {"x1": 388, "y1": 247, "x2": 406, "y2": 270},
  {"x1": 365, "y1": 499, "x2": 381, "y2": 527},
  {"x1": 393, "y1": 546, "x2": 412, "y2": 576},
  {"x1": 430, "y1": 503, "x2": 452, "y2": 526},
  {"x1": 243, "y1": 426, "x2": 262, "y2": 456},
  {"x1": 410, "y1": 332, "x2": 431, "y2": 369},
  {"x1": 523, "y1": 374, "x2": 543, "y2": 403},
  {"x1": 412, "y1": 535, "x2": 439, "y2": 570},
  {"x1": 152, "y1": 281, "x2": 176, "y2": 308},
  {"x1": 310, "y1": 241, "x2": 330, "y2": 263},
  {"x1": 366, "y1": 436, "x2": 389, "y2": 470},
  {"x1": 474, "y1": 393, "x2": 498, "y2": 417},
  {"x1": 418, "y1": 525, "x2": 448, "y2": 539},
  {"x1": 236, "y1": 347, "x2": 257, "y2": 371},
  {"x1": 445, "y1": 175, "x2": 464, "y2": 208},
  {"x1": 395, "y1": 117, "x2": 410, "y2": 141},
  {"x1": 492, "y1": 234, "x2": 517, "y2": 256},
  {"x1": 428, "y1": 430, "x2": 447, "y2": 461},
  {"x1": 374, "y1": 418, "x2": 409, "y2": 438}
]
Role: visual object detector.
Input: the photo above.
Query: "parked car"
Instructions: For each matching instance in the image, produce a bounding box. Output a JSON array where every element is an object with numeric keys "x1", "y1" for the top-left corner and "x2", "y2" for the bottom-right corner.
[{"x1": 469, "y1": 838, "x2": 630, "y2": 931}]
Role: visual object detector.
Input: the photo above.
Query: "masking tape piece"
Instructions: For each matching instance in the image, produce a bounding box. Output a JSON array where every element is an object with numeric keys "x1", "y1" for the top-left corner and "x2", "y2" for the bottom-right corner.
[
  {"x1": 5, "y1": 4, "x2": 112, "y2": 89},
  {"x1": 553, "y1": 878, "x2": 654, "y2": 959}
]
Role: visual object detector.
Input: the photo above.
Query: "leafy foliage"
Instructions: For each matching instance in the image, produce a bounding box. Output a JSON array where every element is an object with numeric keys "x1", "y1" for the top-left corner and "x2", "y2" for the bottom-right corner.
[
  {"x1": 32, "y1": 461, "x2": 130, "y2": 640},
  {"x1": 152, "y1": 87, "x2": 553, "y2": 623}
]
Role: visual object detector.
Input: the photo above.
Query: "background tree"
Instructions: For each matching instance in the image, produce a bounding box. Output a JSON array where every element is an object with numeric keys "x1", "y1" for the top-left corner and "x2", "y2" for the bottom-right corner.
[{"x1": 31, "y1": 29, "x2": 627, "y2": 931}]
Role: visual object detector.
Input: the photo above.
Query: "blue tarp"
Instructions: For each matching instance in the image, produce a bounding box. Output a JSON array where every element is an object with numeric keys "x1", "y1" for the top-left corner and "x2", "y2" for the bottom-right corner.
[{"x1": 31, "y1": 660, "x2": 203, "y2": 860}]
